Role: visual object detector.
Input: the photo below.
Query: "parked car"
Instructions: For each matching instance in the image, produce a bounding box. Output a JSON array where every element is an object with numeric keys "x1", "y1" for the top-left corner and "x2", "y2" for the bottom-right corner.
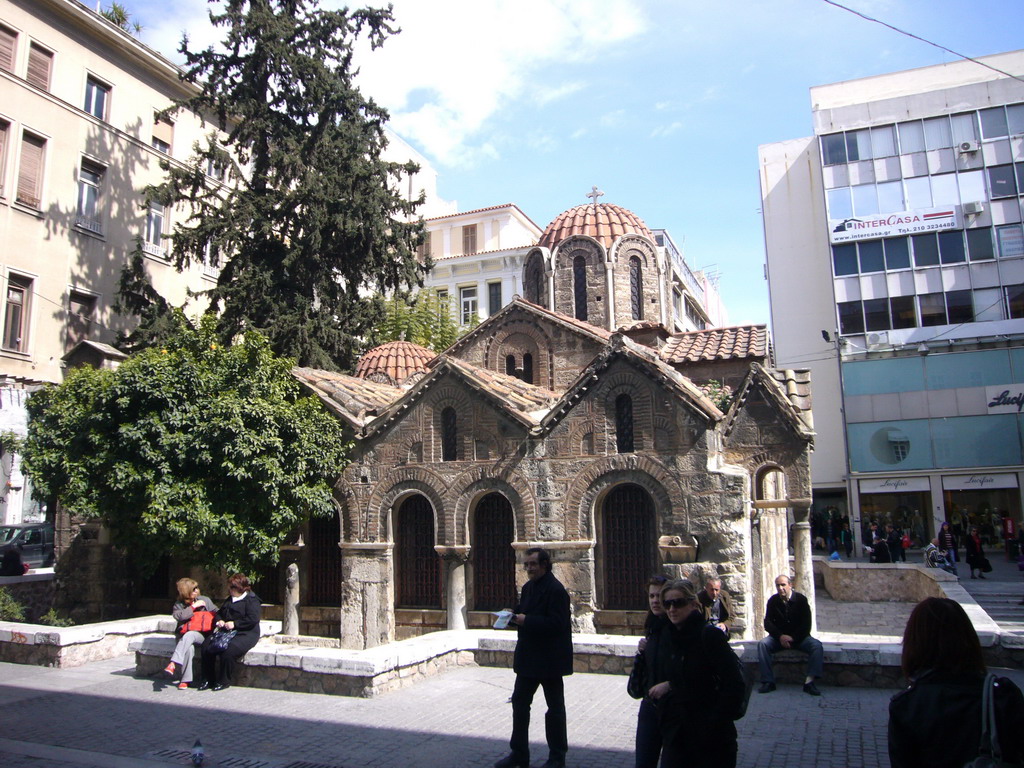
[{"x1": 0, "y1": 522, "x2": 55, "y2": 568}]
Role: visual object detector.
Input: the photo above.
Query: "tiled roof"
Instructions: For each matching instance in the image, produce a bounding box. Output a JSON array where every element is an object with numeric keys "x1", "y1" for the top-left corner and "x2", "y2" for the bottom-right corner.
[
  {"x1": 660, "y1": 325, "x2": 768, "y2": 364},
  {"x1": 441, "y1": 357, "x2": 559, "y2": 420},
  {"x1": 538, "y1": 203, "x2": 654, "y2": 250},
  {"x1": 354, "y1": 341, "x2": 435, "y2": 385},
  {"x1": 425, "y1": 203, "x2": 542, "y2": 231},
  {"x1": 768, "y1": 368, "x2": 813, "y2": 422},
  {"x1": 292, "y1": 367, "x2": 402, "y2": 426},
  {"x1": 431, "y1": 245, "x2": 536, "y2": 262}
]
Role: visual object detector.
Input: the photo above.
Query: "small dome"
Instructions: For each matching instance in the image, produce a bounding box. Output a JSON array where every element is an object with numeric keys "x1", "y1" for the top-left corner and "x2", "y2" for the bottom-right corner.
[
  {"x1": 538, "y1": 203, "x2": 654, "y2": 250},
  {"x1": 355, "y1": 340, "x2": 434, "y2": 385}
]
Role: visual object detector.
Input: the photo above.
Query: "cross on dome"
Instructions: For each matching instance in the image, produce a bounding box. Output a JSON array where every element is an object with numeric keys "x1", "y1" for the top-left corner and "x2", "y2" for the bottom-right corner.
[{"x1": 586, "y1": 185, "x2": 604, "y2": 204}]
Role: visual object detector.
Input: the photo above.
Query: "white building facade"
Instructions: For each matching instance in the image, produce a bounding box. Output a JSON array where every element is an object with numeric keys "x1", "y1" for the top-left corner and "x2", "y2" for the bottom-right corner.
[{"x1": 761, "y1": 50, "x2": 1024, "y2": 552}]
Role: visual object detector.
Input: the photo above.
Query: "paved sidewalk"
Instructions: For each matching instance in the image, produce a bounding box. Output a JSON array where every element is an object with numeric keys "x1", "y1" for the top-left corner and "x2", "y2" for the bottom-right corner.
[{"x1": 1, "y1": 653, "x2": 901, "y2": 768}]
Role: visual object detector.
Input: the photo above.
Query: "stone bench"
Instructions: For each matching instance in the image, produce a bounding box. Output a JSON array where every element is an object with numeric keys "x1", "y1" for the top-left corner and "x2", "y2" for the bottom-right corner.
[
  {"x1": 129, "y1": 628, "x2": 911, "y2": 697},
  {"x1": 0, "y1": 615, "x2": 167, "y2": 667}
]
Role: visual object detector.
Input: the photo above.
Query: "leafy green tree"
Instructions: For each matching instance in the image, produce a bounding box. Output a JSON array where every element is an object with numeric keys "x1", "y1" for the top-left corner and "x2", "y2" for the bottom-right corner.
[
  {"x1": 22, "y1": 313, "x2": 348, "y2": 576},
  {"x1": 372, "y1": 288, "x2": 461, "y2": 353},
  {"x1": 134, "y1": 0, "x2": 426, "y2": 371}
]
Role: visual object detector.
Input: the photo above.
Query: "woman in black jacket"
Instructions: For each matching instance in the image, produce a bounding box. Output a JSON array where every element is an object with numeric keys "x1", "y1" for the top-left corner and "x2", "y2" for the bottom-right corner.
[
  {"x1": 633, "y1": 575, "x2": 669, "y2": 768},
  {"x1": 888, "y1": 597, "x2": 1024, "y2": 767},
  {"x1": 645, "y1": 580, "x2": 745, "y2": 768},
  {"x1": 199, "y1": 573, "x2": 262, "y2": 691}
]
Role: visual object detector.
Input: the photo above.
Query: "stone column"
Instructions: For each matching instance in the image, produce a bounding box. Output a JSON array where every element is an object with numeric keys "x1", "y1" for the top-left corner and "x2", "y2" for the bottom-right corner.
[
  {"x1": 283, "y1": 562, "x2": 300, "y2": 637},
  {"x1": 338, "y1": 542, "x2": 393, "y2": 650},
  {"x1": 437, "y1": 546, "x2": 471, "y2": 631},
  {"x1": 790, "y1": 498, "x2": 816, "y2": 633}
]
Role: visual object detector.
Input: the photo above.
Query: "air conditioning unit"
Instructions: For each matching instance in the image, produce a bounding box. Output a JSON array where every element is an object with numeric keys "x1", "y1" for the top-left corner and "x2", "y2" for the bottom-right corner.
[
  {"x1": 867, "y1": 331, "x2": 889, "y2": 349},
  {"x1": 962, "y1": 201, "x2": 985, "y2": 216},
  {"x1": 958, "y1": 140, "x2": 980, "y2": 153}
]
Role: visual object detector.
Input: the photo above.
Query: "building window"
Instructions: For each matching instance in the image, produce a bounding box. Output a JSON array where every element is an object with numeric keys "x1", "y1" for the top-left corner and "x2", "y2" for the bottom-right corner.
[
  {"x1": 459, "y1": 285, "x2": 477, "y2": 325},
  {"x1": 206, "y1": 156, "x2": 226, "y2": 181},
  {"x1": 832, "y1": 244, "x2": 857, "y2": 276},
  {"x1": 488, "y1": 281, "x2": 501, "y2": 316},
  {"x1": 394, "y1": 494, "x2": 440, "y2": 609},
  {"x1": 76, "y1": 160, "x2": 103, "y2": 234},
  {"x1": 890, "y1": 296, "x2": 916, "y2": 329},
  {"x1": 600, "y1": 484, "x2": 655, "y2": 610},
  {"x1": 1006, "y1": 285, "x2": 1024, "y2": 319},
  {"x1": 863, "y1": 298, "x2": 889, "y2": 332},
  {"x1": 573, "y1": 254, "x2": 588, "y2": 322},
  {"x1": 988, "y1": 165, "x2": 1017, "y2": 199},
  {"x1": 997, "y1": 225, "x2": 1024, "y2": 259},
  {"x1": 912, "y1": 234, "x2": 939, "y2": 267},
  {"x1": 522, "y1": 353, "x2": 533, "y2": 384},
  {"x1": 462, "y1": 224, "x2": 477, "y2": 254},
  {"x1": 945, "y1": 290, "x2": 973, "y2": 325},
  {"x1": 837, "y1": 301, "x2": 864, "y2": 335},
  {"x1": 152, "y1": 115, "x2": 173, "y2": 155},
  {"x1": 967, "y1": 229, "x2": 995, "y2": 261},
  {"x1": 615, "y1": 393, "x2": 634, "y2": 453},
  {"x1": 525, "y1": 254, "x2": 544, "y2": 306},
  {"x1": 472, "y1": 493, "x2": 515, "y2": 611},
  {"x1": 0, "y1": 120, "x2": 8, "y2": 198},
  {"x1": 919, "y1": 293, "x2": 946, "y2": 327},
  {"x1": 884, "y1": 237, "x2": 911, "y2": 270},
  {"x1": 938, "y1": 231, "x2": 966, "y2": 264},
  {"x1": 26, "y1": 43, "x2": 52, "y2": 91},
  {"x1": 629, "y1": 256, "x2": 643, "y2": 321},
  {"x1": 858, "y1": 240, "x2": 885, "y2": 273},
  {"x1": 83, "y1": 77, "x2": 110, "y2": 120},
  {"x1": 144, "y1": 202, "x2": 166, "y2": 256},
  {"x1": 66, "y1": 291, "x2": 97, "y2": 351},
  {"x1": 505, "y1": 355, "x2": 516, "y2": 377},
  {"x1": 3, "y1": 274, "x2": 31, "y2": 352},
  {"x1": 0, "y1": 25, "x2": 15, "y2": 74},
  {"x1": 16, "y1": 132, "x2": 45, "y2": 209},
  {"x1": 441, "y1": 406, "x2": 457, "y2": 461}
]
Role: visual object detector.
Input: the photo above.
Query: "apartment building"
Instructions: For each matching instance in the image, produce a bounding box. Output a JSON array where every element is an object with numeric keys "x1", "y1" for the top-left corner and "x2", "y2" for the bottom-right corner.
[{"x1": 760, "y1": 50, "x2": 1024, "y2": 551}]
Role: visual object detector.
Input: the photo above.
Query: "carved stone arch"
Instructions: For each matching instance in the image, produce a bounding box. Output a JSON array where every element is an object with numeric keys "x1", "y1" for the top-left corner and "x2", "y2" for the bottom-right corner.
[
  {"x1": 754, "y1": 462, "x2": 788, "y2": 502},
  {"x1": 522, "y1": 249, "x2": 549, "y2": 307},
  {"x1": 552, "y1": 236, "x2": 605, "y2": 323},
  {"x1": 565, "y1": 454, "x2": 683, "y2": 540},
  {"x1": 482, "y1": 320, "x2": 554, "y2": 389},
  {"x1": 427, "y1": 384, "x2": 474, "y2": 462},
  {"x1": 365, "y1": 466, "x2": 448, "y2": 543},
  {"x1": 332, "y1": 480, "x2": 357, "y2": 542},
  {"x1": 447, "y1": 466, "x2": 537, "y2": 545},
  {"x1": 568, "y1": 420, "x2": 603, "y2": 457},
  {"x1": 552, "y1": 236, "x2": 603, "y2": 270},
  {"x1": 611, "y1": 235, "x2": 657, "y2": 268}
]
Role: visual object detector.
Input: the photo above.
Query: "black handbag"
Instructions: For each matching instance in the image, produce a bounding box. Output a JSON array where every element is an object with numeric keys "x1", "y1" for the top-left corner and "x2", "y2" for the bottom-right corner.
[
  {"x1": 207, "y1": 629, "x2": 237, "y2": 654},
  {"x1": 981, "y1": 558, "x2": 993, "y2": 573}
]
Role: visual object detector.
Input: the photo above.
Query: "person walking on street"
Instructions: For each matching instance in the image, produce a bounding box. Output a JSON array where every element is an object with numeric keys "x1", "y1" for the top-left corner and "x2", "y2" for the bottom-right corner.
[
  {"x1": 494, "y1": 547, "x2": 573, "y2": 768},
  {"x1": 938, "y1": 521, "x2": 959, "y2": 566},
  {"x1": 965, "y1": 526, "x2": 988, "y2": 580}
]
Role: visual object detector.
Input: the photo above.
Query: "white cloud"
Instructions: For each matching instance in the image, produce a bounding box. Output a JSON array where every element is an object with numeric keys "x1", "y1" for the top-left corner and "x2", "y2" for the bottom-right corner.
[
  {"x1": 650, "y1": 121, "x2": 683, "y2": 138},
  {"x1": 599, "y1": 109, "x2": 626, "y2": 128}
]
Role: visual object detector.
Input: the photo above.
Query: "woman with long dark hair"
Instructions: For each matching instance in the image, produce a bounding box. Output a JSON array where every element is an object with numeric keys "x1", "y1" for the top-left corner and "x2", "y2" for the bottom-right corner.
[
  {"x1": 888, "y1": 597, "x2": 1024, "y2": 767},
  {"x1": 633, "y1": 575, "x2": 668, "y2": 768}
]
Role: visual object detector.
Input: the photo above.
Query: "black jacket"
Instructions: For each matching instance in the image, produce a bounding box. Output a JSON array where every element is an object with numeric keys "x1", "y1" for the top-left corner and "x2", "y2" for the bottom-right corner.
[
  {"x1": 888, "y1": 669, "x2": 1024, "y2": 768},
  {"x1": 215, "y1": 591, "x2": 262, "y2": 652},
  {"x1": 645, "y1": 610, "x2": 744, "y2": 744},
  {"x1": 763, "y1": 591, "x2": 813, "y2": 645},
  {"x1": 513, "y1": 569, "x2": 573, "y2": 678}
]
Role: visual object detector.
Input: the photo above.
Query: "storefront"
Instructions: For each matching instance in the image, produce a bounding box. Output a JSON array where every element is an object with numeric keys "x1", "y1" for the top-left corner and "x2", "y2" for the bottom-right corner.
[
  {"x1": 942, "y1": 473, "x2": 1021, "y2": 549},
  {"x1": 857, "y1": 477, "x2": 931, "y2": 548}
]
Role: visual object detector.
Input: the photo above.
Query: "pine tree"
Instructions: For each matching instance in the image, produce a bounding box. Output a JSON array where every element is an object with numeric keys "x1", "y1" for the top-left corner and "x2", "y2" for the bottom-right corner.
[{"x1": 135, "y1": 0, "x2": 426, "y2": 370}]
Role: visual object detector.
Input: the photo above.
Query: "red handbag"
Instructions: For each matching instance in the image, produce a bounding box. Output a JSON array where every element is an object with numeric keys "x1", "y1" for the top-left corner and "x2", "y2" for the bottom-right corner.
[{"x1": 180, "y1": 610, "x2": 214, "y2": 634}]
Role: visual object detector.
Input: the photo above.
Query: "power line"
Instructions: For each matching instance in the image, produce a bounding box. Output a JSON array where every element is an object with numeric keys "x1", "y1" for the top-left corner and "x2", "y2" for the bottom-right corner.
[{"x1": 818, "y1": 0, "x2": 1024, "y2": 87}]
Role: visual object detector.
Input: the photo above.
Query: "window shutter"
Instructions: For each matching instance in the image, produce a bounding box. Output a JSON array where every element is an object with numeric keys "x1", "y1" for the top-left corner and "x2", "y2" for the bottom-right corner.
[
  {"x1": 17, "y1": 134, "x2": 44, "y2": 207},
  {"x1": 26, "y1": 44, "x2": 51, "y2": 90},
  {"x1": 0, "y1": 27, "x2": 15, "y2": 73},
  {"x1": 152, "y1": 116, "x2": 173, "y2": 148}
]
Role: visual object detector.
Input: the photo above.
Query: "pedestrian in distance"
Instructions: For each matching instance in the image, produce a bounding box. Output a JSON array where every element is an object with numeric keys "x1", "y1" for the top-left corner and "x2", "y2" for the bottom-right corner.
[
  {"x1": 757, "y1": 574, "x2": 824, "y2": 696},
  {"x1": 938, "y1": 520, "x2": 959, "y2": 564},
  {"x1": 494, "y1": 547, "x2": 573, "y2": 768},
  {"x1": 965, "y1": 526, "x2": 988, "y2": 580},
  {"x1": 888, "y1": 597, "x2": 1024, "y2": 767},
  {"x1": 645, "y1": 579, "x2": 745, "y2": 768},
  {"x1": 629, "y1": 575, "x2": 669, "y2": 768}
]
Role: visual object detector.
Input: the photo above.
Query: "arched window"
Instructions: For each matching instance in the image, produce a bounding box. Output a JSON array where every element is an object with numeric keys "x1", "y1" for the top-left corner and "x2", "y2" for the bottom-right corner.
[
  {"x1": 307, "y1": 509, "x2": 342, "y2": 605},
  {"x1": 473, "y1": 493, "x2": 516, "y2": 610},
  {"x1": 630, "y1": 256, "x2": 643, "y2": 321},
  {"x1": 395, "y1": 495, "x2": 440, "y2": 608},
  {"x1": 522, "y1": 353, "x2": 533, "y2": 384},
  {"x1": 600, "y1": 484, "x2": 655, "y2": 610},
  {"x1": 505, "y1": 354, "x2": 516, "y2": 377},
  {"x1": 525, "y1": 254, "x2": 545, "y2": 306},
  {"x1": 615, "y1": 393, "x2": 634, "y2": 453},
  {"x1": 573, "y1": 254, "x2": 588, "y2": 321},
  {"x1": 441, "y1": 406, "x2": 457, "y2": 461}
]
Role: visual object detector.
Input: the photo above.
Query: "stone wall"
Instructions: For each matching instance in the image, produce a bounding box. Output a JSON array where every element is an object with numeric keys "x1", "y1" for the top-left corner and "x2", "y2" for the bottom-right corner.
[
  {"x1": 0, "y1": 573, "x2": 55, "y2": 622},
  {"x1": 814, "y1": 559, "x2": 951, "y2": 602}
]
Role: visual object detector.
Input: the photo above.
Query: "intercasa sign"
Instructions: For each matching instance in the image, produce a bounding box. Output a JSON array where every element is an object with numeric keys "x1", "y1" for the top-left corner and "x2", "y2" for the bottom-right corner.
[{"x1": 828, "y1": 207, "x2": 958, "y2": 244}]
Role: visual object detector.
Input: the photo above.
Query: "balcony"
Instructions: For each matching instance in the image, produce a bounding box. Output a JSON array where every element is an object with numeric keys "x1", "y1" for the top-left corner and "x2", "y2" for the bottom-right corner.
[{"x1": 75, "y1": 215, "x2": 102, "y2": 235}]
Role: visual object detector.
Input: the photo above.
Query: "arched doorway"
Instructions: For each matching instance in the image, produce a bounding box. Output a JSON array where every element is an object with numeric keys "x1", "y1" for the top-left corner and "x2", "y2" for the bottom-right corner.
[
  {"x1": 599, "y1": 483, "x2": 656, "y2": 610},
  {"x1": 394, "y1": 494, "x2": 441, "y2": 608},
  {"x1": 472, "y1": 492, "x2": 516, "y2": 611},
  {"x1": 307, "y1": 509, "x2": 342, "y2": 606}
]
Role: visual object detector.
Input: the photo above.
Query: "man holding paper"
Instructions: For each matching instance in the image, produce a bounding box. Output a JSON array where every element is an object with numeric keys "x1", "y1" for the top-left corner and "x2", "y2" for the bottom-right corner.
[{"x1": 494, "y1": 547, "x2": 573, "y2": 768}]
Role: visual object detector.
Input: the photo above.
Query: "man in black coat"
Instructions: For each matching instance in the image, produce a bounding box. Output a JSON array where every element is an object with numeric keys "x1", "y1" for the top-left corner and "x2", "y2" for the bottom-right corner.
[
  {"x1": 494, "y1": 547, "x2": 573, "y2": 768},
  {"x1": 756, "y1": 574, "x2": 824, "y2": 696}
]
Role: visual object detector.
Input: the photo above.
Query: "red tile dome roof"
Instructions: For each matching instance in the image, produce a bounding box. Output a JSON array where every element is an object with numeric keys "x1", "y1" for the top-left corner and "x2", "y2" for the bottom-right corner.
[
  {"x1": 538, "y1": 203, "x2": 654, "y2": 250},
  {"x1": 354, "y1": 340, "x2": 435, "y2": 385}
]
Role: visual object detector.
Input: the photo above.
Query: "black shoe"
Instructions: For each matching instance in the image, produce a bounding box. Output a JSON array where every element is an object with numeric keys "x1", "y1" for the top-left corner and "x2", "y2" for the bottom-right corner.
[
  {"x1": 196, "y1": 681, "x2": 211, "y2": 691},
  {"x1": 803, "y1": 681, "x2": 822, "y2": 696},
  {"x1": 211, "y1": 683, "x2": 230, "y2": 692},
  {"x1": 758, "y1": 682, "x2": 776, "y2": 694},
  {"x1": 494, "y1": 755, "x2": 528, "y2": 768}
]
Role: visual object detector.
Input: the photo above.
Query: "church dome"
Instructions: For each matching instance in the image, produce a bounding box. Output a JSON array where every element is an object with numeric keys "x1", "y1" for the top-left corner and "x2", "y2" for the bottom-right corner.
[
  {"x1": 355, "y1": 340, "x2": 434, "y2": 385},
  {"x1": 538, "y1": 203, "x2": 655, "y2": 251}
]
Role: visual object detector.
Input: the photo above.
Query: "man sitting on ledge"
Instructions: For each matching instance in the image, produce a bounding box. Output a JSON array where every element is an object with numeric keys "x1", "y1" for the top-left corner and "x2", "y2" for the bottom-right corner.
[{"x1": 757, "y1": 574, "x2": 824, "y2": 697}]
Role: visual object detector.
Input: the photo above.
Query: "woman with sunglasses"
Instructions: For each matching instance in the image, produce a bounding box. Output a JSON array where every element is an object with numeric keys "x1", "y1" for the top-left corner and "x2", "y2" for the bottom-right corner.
[{"x1": 644, "y1": 579, "x2": 745, "y2": 768}]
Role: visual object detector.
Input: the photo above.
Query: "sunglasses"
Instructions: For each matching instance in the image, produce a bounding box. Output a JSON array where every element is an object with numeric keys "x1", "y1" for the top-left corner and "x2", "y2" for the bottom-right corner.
[{"x1": 662, "y1": 598, "x2": 691, "y2": 609}]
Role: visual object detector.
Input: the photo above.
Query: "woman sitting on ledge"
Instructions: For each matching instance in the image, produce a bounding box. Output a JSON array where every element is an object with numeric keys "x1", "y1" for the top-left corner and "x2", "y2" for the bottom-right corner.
[
  {"x1": 199, "y1": 573, "x2": 261, "y2": 692},
  {"x1": 164, "y1": 578, "x2": 217, "y2": 690}
]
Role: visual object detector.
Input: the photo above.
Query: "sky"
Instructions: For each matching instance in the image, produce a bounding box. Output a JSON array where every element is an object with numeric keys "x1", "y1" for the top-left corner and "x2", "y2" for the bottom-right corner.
[{"x1": 116, "y1": 0, "x2": 1024, "y2": 326}]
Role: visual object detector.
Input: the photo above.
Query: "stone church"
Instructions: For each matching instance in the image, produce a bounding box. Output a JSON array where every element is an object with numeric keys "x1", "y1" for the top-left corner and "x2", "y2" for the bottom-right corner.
[{"x1": 293, "y1": 202, "x2": 814, "y2": 650}]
